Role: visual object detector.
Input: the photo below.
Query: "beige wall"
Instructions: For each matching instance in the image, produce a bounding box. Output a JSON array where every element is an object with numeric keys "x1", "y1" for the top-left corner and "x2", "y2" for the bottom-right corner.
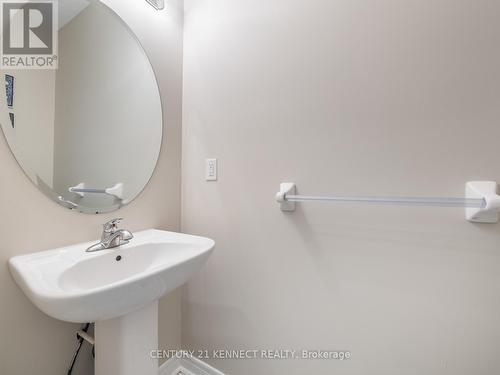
[
  {"x1": 0, "y1": 0, "x2": 183, "y2": 374},
  {"x1": 181, "y1": 0, "x2": 500, "y2": 374},
  {"x1": 0, "y1": 69, "x2": 56, "y2": 187}
]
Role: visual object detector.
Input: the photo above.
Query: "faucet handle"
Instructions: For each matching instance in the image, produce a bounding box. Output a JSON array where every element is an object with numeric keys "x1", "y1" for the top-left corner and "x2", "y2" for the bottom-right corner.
[{"x1": 103, "y1": 218, "x2": 123, "y2": 232}]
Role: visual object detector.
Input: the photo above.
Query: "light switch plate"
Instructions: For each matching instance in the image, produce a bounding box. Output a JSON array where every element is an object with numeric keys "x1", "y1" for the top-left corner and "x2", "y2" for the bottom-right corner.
[{"x1": 206, "y1": 159, "x2": 217, "y2": 181}]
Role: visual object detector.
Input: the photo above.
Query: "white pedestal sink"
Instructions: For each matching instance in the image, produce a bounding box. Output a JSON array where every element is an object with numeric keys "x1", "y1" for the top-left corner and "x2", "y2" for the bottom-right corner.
[{"x1": 9, "y1": 229, "x2": 214, "y2": 375}]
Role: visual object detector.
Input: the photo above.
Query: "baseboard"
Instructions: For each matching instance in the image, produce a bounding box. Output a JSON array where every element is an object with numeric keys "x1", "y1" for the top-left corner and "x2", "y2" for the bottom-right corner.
[
  {"x1": 159, "y1": 356, "x2": 225, "y2": 375},
  {"x1": 159, "y1": 357, "x2": 184, "y2": 375}
]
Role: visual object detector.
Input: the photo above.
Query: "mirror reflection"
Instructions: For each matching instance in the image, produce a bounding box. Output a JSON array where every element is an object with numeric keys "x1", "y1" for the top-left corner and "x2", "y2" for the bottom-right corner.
[{"x1": 0, "y1": 1, "x2": 162, "y2": 214}]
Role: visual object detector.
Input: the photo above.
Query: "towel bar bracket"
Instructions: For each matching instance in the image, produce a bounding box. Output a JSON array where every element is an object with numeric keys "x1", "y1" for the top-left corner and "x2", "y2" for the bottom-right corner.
[
  {"x1": 276, "y1": 183, "x2": 296, "y2": 212},
  {"x1": 466, "y1": 181, "x2": 500, "y2": 223}
]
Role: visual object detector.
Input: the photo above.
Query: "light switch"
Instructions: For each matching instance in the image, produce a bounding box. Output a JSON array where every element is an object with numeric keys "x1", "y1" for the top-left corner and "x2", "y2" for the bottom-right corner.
[{"x1": 206, "y1": 159, "x2": 217, "y2": 181}]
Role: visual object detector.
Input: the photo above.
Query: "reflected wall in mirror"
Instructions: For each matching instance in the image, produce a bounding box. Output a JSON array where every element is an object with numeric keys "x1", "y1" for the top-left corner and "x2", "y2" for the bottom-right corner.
[{"x1": 0, "y1": 0, "x2": 162, "y2": 214}]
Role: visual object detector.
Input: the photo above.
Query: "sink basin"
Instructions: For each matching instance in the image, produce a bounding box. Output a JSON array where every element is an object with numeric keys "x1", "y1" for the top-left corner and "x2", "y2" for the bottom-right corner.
[
  {"x1": 9, "y1": 229, "x2": 214, "y2": 323},
  {"x1": 9, "y1": 228, "x2": 214, "y2": 375}
]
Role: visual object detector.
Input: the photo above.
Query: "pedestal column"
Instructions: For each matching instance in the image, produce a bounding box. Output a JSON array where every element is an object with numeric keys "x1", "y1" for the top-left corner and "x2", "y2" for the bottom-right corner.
[{"x1": 95, "y1": 301, "x2": 158, "y2": 375}]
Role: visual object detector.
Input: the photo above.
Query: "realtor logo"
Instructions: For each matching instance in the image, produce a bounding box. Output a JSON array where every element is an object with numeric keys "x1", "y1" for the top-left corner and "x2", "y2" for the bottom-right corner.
[{"x1": 1, "y1": 0, "x2": 57, "y2": 69}]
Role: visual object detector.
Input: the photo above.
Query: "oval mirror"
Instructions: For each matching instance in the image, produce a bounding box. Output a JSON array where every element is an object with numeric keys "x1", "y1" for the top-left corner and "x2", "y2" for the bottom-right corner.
[{"x1": 0, "y1": 1, "x2": 162, "y2": 214}]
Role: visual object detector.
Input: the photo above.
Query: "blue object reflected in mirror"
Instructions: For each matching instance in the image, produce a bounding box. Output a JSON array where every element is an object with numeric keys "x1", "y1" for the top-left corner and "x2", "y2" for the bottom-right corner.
[{"x1": 5, "y1": 74, "x2": 14, "y2": 108}]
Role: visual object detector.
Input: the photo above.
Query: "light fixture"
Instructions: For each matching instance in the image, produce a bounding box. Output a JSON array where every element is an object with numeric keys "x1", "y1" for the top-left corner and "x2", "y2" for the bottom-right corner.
[{"x1": 146, "y1": 0, "x2": 164, "y2": 10}]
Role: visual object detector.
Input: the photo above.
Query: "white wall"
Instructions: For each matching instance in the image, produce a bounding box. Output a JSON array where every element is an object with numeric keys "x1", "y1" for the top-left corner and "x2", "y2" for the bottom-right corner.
[
  {"x1": 0, "y1": 0, "x2": 184, "y2": 374},
  {"x1": 53, "y1": 2, "x2": 163, "y2": 212},
  {"x1": 0, "y1": 70, "x2": 56, "y2": 187},
  {"x1": 181, "y1": 1, "x2": 500, "y2": 374}
]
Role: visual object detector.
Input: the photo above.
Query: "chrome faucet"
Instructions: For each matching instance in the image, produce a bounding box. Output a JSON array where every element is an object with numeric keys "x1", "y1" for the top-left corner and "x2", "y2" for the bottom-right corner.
[{"x1": 86, "y1": 218, "x2": 134, "y2": 252}]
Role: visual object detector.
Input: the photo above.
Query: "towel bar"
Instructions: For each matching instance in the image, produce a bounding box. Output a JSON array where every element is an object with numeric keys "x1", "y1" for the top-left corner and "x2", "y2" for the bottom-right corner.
[{"x1": 276, "y1": 181, "x2": 500, "y2": 223}]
